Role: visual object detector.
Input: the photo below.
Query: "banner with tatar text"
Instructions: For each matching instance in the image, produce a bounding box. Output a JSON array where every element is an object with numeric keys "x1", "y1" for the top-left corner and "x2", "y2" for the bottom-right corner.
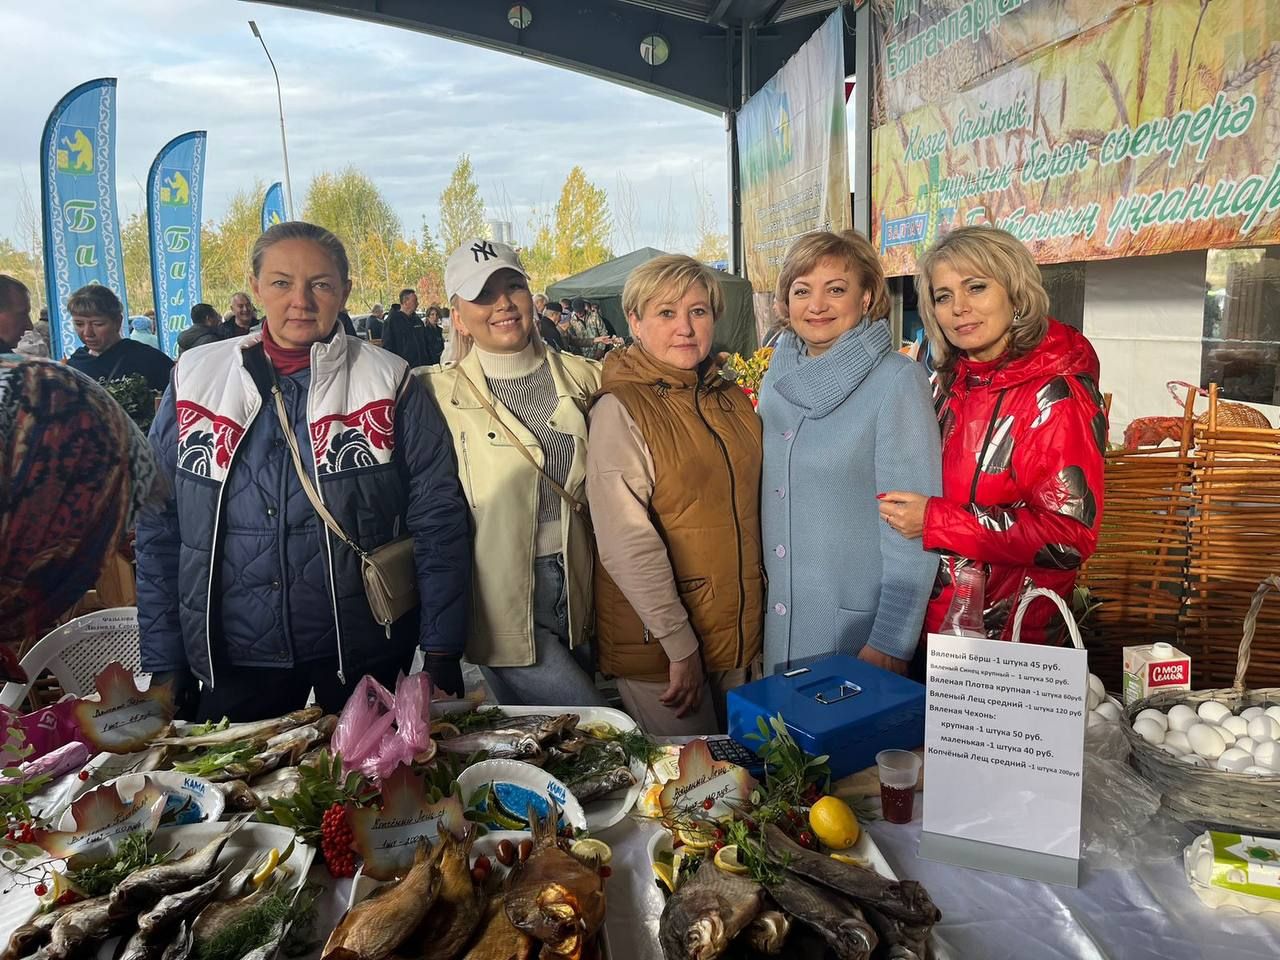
[
  {"x1": 738, "y1": 9, "x2": 850, "y2": 293},
  {"x1": 147, "y1": 131, "x2": 206, "y2": 358},
  {"x1": 870, "y1": 0, "x2": 1280, "y2": 275},
  {"x1": 40, "y1": 78, "x2": 129, "y2": 360},
  {"x1": 261, "y1": 181, "x2": 286, "y2": 233}
]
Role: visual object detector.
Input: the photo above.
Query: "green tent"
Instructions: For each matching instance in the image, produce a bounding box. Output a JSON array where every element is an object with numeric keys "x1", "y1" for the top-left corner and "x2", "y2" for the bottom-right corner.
[{"x1": 547, "y1": 248, "x2": 759, "y2": 356}]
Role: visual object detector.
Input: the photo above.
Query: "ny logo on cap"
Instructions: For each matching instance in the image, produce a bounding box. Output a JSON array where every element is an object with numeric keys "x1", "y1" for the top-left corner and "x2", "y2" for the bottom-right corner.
[{"x1": 471, "y1": 241, "x2": 498, "y2": 262}]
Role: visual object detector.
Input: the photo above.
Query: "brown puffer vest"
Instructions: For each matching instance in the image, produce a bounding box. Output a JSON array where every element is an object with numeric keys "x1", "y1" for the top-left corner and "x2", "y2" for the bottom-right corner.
[{"x1": 593, "y1": 345, "x2": 764, "y2": 682}]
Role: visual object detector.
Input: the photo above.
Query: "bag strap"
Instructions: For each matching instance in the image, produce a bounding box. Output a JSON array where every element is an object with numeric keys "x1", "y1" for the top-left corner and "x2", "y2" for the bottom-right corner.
[
  {"x1": 271, "y1": 385, "x2": 370, "y2": 560},
  {"x1": 455, "y1": 367, "x2": 588, "y2": 517}
]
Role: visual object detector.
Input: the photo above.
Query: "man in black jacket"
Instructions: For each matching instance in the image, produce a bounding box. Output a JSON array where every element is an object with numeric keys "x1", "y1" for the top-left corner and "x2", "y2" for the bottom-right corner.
[
  {"x1": 381, "y1": 288, "x2": 430, "y2": 368},
  {"x1": 177, "y1": 303, "x2": 223, "y2": 354},
  {"x1": 218, "y1": 292, "x2": 257, "y2": 339}
]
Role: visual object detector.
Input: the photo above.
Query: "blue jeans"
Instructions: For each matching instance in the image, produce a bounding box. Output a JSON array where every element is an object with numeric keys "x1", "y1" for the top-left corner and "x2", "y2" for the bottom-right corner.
[{"x1": 481, "y1": 555, "x2": 606, "y2": 707}]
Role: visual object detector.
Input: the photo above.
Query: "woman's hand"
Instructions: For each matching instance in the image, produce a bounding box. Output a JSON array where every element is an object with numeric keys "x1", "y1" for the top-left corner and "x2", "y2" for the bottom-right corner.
[
  {"x1": 660, "y1": 651, "x2": 706, "y2": 718},
  {"x1": 858, "y1": 645, "x2": 910, "y2": 675},
  {"x1": 878, "y1": 491, "x2": 929, "y2": 539}
]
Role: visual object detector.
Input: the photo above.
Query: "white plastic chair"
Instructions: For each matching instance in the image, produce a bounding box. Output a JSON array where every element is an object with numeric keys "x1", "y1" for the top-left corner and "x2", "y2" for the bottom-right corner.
[{"x1": 0, "y1": 607, "x2": 145, "y2": 709}]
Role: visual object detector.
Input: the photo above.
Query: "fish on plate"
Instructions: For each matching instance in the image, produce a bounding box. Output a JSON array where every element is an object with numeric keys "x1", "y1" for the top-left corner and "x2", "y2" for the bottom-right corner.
[
  {"x1": 743, "y1": 909, "x2": 791, "y2": 955},
  {"x1": 436, "y1": 715, "x2": 579, "y2": 762},
  {"x1": 504, "y1": 801, "x2": 605, "y2": 960},
  {"x1": 44, "y1": 895, "x2": 126, "y2": 960},
  {"x1": 405, "y1": 828, "x2": 486, "y2": 960},
  {"x1": 765, "y1": 874, "x2": 878, "y2": 960},
  {"x1": 322, "y1": 840, "x2": 444, "y2": 960},
  {"x1": 657, "y1": 859, "x2": 763, "y2": 960},
  {"x1": 565, "y1": 766, "x2": 637, "y2": 804},
  {"x1": 151, "y1": 708, "x2": 323, "y2": 749},
  {"x1": 461, "y1": 896, "x2": 535, "y2": 960},
  {"x1": 110, "y1": 816, "x2": 246, "y2": 912},
  {"x1": 117, "y1": 872, "x2": 225, "y2": 960}
]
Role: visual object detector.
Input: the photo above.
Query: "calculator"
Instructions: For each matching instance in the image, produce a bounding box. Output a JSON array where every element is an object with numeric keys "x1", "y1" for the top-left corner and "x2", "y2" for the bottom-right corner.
[{"x1": 706, "y1": 736, "x2": 765, "y2": 773}]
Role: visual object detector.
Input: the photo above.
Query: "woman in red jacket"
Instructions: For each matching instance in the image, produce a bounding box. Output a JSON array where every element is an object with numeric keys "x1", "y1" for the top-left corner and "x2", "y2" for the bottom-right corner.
[{"x1": 879, "y1": 226, "x2": 1107, "y2": 644}]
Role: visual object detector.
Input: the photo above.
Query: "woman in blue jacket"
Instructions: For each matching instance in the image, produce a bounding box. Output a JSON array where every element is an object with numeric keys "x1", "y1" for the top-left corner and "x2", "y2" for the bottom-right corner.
[
  {"x1": 758, "y1": 230, "x2": 941, "y2": 676},
  {"x1": 136, "y1": 222, "x2": 472, "y2": 720}
]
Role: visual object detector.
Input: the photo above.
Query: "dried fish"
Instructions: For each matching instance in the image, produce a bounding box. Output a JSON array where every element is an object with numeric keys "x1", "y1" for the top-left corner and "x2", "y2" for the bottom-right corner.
[
  {"x1": 567, "y1": 766, "x2": 636, "y2": 804},
  {"x1": 743, "y1": 909, "x2": 790, "y2": 955},
  {"x1": 152, "y1": 708, "x2": 322, "y2": 749},
  {"x1": 1, "y1": 907, "x2": 63, "y2": 960},
  {"x1": 505, "y1": 801, "x2": 606, "y2": 960},
  {"x1": 436, "y1": 715, "x2": 579, "y2": 761},
  {"x1": 407, "y1": 828, "x2": 485, "y2": 960},
  {"x1": 657, "y1": 860, "x2": 763, "y2": 960},
  {"x1": 191, "y1": 869, "x2": 285, "y2": 943},
  {"x1": 322, "y1": 841, "x2": 444, "y2": 960},
  {"x1": 764, "y1": 874, "x2": 877, "y2": 960},
  {"x1": 118, "y1": 873, "x2": 223, "y2": 960},
  {"x1": 45, "y1": 896, "x2": 124, "y2": 960},
  {"x1": 460, "y1": 896, "x2": 535, "y2": 960},
  {"x1": 111, "y1": 816, "x2": 245, "y2": 912}
]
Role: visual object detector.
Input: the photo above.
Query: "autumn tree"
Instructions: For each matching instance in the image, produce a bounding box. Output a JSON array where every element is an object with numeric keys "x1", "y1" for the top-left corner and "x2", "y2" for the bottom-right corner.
[
  {"x1": 692, "y1": 173, "x2": 729, "y2": 264},
  {"x1": 439, "y1": 154, "x2": 487, "y2": 254},
  {"x1": 303, "y1": 167, "x2": 402, "y2": 296},
  {"x1": 200, "y1": 184, "x2": 264, "y2": 313},
  {"x1": 551, "y1": 166, "x2": 612, "y2": 278},
  {"x1": 120, "y1": 211, "x2": 154, "y2": 317}
]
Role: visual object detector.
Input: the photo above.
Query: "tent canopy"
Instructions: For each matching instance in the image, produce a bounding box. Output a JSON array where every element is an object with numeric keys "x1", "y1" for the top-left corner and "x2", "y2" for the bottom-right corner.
[{"x1": 547, "y1": 248, "x2": 759, "y2": 357}]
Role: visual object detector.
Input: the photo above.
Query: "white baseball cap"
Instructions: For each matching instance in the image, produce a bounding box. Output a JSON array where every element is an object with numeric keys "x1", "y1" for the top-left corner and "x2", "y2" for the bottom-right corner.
[{"x1": 445, "y1": 238, "x2": 528, "y2": 301}]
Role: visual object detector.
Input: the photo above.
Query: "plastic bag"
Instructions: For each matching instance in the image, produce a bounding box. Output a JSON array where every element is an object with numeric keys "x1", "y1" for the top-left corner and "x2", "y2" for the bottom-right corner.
[
  {"x1": 331, "y1": 672, "x2": 433, "y2": 782},
  {"x1": 1081, "y1": 720, "x2": 1192, "y2": 869},
  {"x1": 0, "y1": 700, "x2": 89, "y2": 762}
]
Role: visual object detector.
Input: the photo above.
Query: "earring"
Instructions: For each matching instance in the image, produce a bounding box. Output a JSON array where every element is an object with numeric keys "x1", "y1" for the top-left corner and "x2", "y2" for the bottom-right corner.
[{"x1": 1012, "y1": 308, "x2": 1022, "y2": 323}]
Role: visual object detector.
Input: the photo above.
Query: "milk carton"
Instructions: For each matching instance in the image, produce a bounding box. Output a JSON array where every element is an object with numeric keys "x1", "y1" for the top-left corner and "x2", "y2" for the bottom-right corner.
[{"x1": 1123, "y1": 641, "x2": 1192, "y2": 705}]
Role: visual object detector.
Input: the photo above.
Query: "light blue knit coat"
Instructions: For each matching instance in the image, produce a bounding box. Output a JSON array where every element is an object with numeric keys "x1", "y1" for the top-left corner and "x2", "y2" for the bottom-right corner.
[{"x1": 759, "y1": 320, "x2": 942, "y2": 672}]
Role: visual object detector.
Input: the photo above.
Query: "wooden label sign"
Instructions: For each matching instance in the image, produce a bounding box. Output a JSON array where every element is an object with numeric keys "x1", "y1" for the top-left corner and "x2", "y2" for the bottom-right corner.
[
  {"x1": 659, "y1": 738, "x2": 758, "y2": 820},
  {"x1": 74, "y1": 662, "x2": 176, "y2": 754},
  {"x1": 348, "y1": 766, "x2": 466, "y2": 880}
]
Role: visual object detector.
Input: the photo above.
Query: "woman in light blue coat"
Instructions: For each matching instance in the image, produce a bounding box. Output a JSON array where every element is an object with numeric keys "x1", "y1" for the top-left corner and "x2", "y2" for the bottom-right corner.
[{"x1": 759, "y1": 230, "x2": 941, "y2": 675}]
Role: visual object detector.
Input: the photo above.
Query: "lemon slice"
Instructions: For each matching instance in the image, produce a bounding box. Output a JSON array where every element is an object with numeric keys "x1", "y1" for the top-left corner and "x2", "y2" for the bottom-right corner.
[
  {"x1": 433, "y1": 722, "x2": 462, "y2": 739},
  {"x1": 829, "y1": 852, "x2": 871, "y2": 869},
  {"x1": 714, "y1": 845, "x2": 749, "y2": 875},
  {"x1": 676, "y1": 827, "x2": 714, "y2": 852},
  {"x1": 252, "y1": 848, "x2": 280, "y2": 887},
  {"x1": 43, "y1": 870, "x2": 86, "y2": 906},
  {"x1": 570, "y1": 839, "x2": 612, "y2": 866},
  {"x1": 578, "y1": 721, "x2": 616, "y2": 738},
  {"x1": 653, "y1": 861, "x2": 676, "y2": 893}
]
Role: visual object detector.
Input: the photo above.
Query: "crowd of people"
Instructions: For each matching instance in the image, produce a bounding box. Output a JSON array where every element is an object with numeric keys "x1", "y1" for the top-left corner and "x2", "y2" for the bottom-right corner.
[{"x1": 0, "y1": 220, "x2": 1106, "y2": 733}]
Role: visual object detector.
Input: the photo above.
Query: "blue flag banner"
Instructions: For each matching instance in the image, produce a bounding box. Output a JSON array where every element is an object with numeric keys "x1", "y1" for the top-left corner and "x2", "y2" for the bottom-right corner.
[
  {"x1": 261, "y1": 181, "x2": 286, "y2": 233},
  {"x1": 40, "y1": 78, "x2": 129, "y2": 360},
  {"x1": 147, "y1": 131, "x2": 206, "y2": 358}
]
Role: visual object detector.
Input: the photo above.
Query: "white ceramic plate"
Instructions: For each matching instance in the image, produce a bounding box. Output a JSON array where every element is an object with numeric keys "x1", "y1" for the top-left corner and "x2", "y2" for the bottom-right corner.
[
  {"x1": 0, "y1": 820, "x2": 312, "y2": 956},
  {"x1": 431, "y1": 705, "x2": 647, "y2": 833},
  {"x1": 456, "y1": 759, "x2": 588, "y2": 832},
  {"x1": 58, "y1": 771, "x2": 226, "y2": 830}
]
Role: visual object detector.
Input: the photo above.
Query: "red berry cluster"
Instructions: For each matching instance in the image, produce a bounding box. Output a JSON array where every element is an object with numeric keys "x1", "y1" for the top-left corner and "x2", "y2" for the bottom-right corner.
[
  {"x1": 5, "y1": 821, "x2": 35, "y2": 845},
  {"x1": 321, "y1": 803, "x2": 357, "y2": 878}
]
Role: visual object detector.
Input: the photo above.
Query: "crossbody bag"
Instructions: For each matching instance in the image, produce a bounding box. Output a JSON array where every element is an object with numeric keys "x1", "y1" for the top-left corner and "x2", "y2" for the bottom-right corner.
[{"x1": 271, "y1": 385, "x2": 418, "y2": 635}]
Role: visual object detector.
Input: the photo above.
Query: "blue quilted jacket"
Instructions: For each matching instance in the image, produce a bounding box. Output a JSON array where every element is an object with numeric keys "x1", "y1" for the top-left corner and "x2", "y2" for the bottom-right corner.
[{"x1": 135, "y1": 335, "x2": 472, "y2": 687}]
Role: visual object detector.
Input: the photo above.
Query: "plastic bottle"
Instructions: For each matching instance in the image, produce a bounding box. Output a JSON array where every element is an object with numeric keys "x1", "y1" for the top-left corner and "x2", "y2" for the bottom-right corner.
[{"x1": 939, "y1": 564, "x2": 987, "y2": 638}]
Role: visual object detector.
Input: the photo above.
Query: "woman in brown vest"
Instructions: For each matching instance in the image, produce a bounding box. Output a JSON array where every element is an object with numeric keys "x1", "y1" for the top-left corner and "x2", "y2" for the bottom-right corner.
[{"x1": 586, "y1": 255, "x2": 764, "y2": 735}]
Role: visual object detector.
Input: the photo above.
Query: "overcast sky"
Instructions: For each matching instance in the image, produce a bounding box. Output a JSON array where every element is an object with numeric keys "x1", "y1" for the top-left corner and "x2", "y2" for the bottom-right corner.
[{"x1": 0, "y1": 0, "x2": 729, "y2": 253}]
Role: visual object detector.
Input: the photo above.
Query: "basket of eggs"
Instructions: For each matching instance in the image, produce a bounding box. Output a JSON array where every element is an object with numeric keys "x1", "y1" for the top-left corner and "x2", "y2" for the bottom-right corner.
[{"x1": 1121, "y1": 575, "x2": 1280, "y2": 831}]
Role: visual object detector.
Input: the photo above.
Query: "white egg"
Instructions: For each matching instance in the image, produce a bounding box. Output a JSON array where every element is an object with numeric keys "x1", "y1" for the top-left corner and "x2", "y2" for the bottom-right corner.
[
  {"x1": 1241, "y1": 706, "x2": 1265, "y2": 721},
  {"x1": 1252, "y1": 741, "x2": 1280, "y2": 768},
  {"x1": 1222, "y1": 715, "x2": 1250, "y2": 737},
  {"x1": 1216, "y1": 748, "x2": 1253, "y2": 772},
  {"x1": 1164, "y1": 730, "x2": 1191, "y2": 754},
  {"x1": 1095, "y1": 700, "x2": 1121, "y2": 722},
  {"x1": 1133, "y1": 717, "x2": 1166, "y2": 745},
  {"x1": 1198, "y1": 701, "x2": 1232, "y2": 725},
  {"x1": 1188, "y1": 723, "x2": 1227, "y2": 760},
  {"x1": 1088, "y1": 673, "x2": 1106, "y2": 700},
  {"x1": 1180, "y1": 753, "x2": 1210, "y2": 767},
  {"x1": 1135, "y1": 708, "x2": 1169, "y2": 730},
  {"x1": 1168, "y1": 704, "x2": 1199, "y2": 732},
  {"x1": 1247, "y1": 716, "x2": 1280, "y2": 742},
  {"x1": 1087, "y1": 711, "x2": 1106, "y2": 728},
  {"x1": 1235, "y1": 737, "x2": 1257, "y2": 754},
  {"x1": 1243, "y1": 765, "x2": 1276, "y2": 777},
  {"x1": 1087, "y1": 689, "x2": 1101, "y2": 711},
  {"x1": 1265, "y1": 705, "x2": 1280, "y2": 724},
  {"x1": 1214, "y1": 724, "x2": 1237, "y2": 746}
]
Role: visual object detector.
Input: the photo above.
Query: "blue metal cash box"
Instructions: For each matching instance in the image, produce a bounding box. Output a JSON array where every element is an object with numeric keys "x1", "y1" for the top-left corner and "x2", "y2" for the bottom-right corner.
[{"x1": 726, "y1": 655, "x2": 926, "y2": 781}]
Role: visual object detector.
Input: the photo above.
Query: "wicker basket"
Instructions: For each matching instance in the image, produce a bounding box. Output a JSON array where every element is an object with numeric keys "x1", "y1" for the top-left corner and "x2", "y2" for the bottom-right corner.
[{"x1": 1123, "y1": 575, "x2": 1280, "y2": 831}]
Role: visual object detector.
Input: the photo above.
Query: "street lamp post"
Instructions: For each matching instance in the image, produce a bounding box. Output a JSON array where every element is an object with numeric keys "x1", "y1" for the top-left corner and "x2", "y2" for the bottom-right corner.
[{"x1": 249, "y1": 19, "x2": 295, "y2": 220}]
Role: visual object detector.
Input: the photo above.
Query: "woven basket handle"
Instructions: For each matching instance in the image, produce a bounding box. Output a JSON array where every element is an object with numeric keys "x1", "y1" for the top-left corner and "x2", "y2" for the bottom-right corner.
[
  {"x1": 1234, "y1": 575, "x2": 1280, "y2": 693},
  {"x1": 1167, "y1": 380, "x2": 1207, "y2": 407},
  {"x1": 1009, "y1": 587, "x2": 1084, "y2": 650}
]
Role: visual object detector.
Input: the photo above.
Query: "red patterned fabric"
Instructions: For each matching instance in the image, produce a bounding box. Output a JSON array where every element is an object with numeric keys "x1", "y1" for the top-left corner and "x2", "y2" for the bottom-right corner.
[{"x1": 922, "y1": 320, "x2": 1108, "y2": 644}]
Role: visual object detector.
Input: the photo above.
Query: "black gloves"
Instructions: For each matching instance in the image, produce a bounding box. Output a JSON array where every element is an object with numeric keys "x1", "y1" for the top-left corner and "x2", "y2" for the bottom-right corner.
[
  {"x1": 150, "y1": 669, "x2": 199, "y2": 721},
  {"x1": 422, "y1": 653, "x2": 465, "y2": 699}
]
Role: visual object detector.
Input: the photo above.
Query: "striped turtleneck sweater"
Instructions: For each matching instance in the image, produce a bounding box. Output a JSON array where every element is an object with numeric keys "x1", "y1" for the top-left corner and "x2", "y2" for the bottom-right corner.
[{"x1": 476, "y1": 342, "x2": 575, "y2": 557}]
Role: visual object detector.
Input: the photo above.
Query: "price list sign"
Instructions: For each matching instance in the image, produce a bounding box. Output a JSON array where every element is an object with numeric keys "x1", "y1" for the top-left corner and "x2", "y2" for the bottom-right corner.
[{"x1": 919, "y1": 631, "x2": 1088, "y2": 886}]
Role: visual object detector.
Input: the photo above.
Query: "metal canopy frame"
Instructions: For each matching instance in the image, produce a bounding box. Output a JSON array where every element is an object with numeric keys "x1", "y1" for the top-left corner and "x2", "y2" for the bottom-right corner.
[{"x1": 246, "y1": 0, "x2": 852, "y2": 113}]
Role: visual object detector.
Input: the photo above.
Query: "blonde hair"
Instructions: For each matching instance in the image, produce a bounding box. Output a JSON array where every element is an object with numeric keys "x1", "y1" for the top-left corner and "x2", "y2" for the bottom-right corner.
[
  {"x1": 916, "y1": 226, "x2": 1050, "y2": 388},
  {"x1": 775, "y1": 230, "x2": 890, "y2": 321},
  {"x1": 448, "y1": 294, "x2": 541, "y2": 362},
  {"x1": 623, "y1": 255, "x2": 724, "y2": 322}
]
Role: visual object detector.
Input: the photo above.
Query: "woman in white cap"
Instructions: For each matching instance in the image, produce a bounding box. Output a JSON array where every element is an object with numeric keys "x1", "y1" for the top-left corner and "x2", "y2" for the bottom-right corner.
[{"x1": 421, "y1": 238, "x2": 606, "y2": 706}]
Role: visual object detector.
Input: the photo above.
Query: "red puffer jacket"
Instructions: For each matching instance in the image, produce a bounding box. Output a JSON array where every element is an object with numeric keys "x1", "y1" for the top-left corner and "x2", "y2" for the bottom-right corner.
[{"x1": 922, "y1": 320, "x2": 1108, "y2": 644}]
